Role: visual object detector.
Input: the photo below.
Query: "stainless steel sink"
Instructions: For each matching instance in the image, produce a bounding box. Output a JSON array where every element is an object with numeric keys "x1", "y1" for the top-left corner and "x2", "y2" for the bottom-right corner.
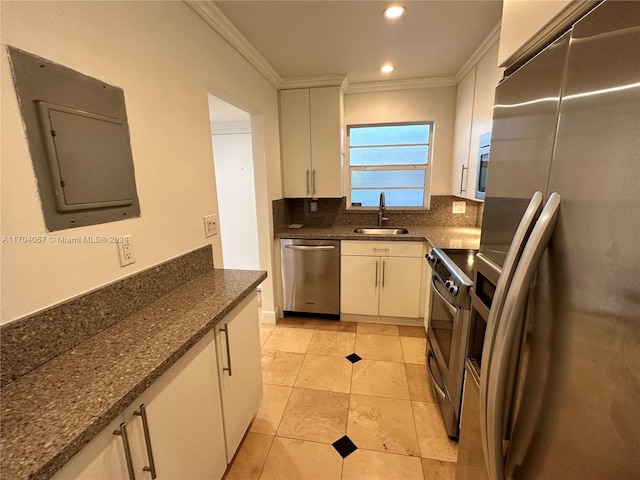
[{"x1": 354, "y1": 227, "x2": 409, "y2": 235}]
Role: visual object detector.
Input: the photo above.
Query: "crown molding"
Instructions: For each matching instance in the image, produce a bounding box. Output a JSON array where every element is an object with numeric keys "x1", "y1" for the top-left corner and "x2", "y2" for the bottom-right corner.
[
  {"x1": 345, "y1": 76, "x2": 458, "y2": 94},
  {"x1": 281, "y1": 75, "x2": 348, "y2": 90},
  {"x1": 186, "y1": 1, "x2": 500, "y2": 94},
  {"x1": 456, "y1": 22, "x2": 501, "y2": 82},
  {"x1": 185, "y1": 0, "x2": 284, "y2": 88}
]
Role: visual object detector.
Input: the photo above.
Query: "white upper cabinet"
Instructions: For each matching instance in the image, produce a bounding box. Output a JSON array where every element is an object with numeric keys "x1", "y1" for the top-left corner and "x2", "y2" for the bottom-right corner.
[
  {"x1": 280, "y1": 86, "x2": 344, "y2": 198},
  {"x1": 451, "y1": 41, "x2": 502, "y2": 201},
  {"x1": 451, "y1": 66, "x2": 476, "y2": 198},
  {"x1": 467, "y1": 41, "x2": 502, "y2": 200},
  {"x1": 280, "y1": 89, "x2": 311, "y2": 198}
]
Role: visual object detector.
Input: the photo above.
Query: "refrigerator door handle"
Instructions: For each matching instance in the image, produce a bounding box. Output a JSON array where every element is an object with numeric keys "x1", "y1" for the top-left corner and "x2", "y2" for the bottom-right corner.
[
  {"x1": 485, "y1": 192, "x2": 561, "y2": 480},
  {"x1": 479, "y1": 191, "x2": 544, "y2": 476}
]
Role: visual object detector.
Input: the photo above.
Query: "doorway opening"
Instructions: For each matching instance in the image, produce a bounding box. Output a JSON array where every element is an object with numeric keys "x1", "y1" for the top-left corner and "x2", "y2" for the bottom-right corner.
[{"x1": 207, "y1": 94, "x2": 260, "y2": 271}]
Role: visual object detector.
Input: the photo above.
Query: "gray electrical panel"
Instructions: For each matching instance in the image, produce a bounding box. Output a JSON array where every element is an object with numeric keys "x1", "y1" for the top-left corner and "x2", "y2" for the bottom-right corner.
[{"x1": 8, "y1": 46, "x2": 140, "y2": 231}]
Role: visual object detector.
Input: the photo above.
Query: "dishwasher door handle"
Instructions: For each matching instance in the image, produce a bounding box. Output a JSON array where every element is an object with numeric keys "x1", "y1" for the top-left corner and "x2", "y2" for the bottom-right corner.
[{"x1": 284, "y1": 245, "x2": 335, "y2": 251}]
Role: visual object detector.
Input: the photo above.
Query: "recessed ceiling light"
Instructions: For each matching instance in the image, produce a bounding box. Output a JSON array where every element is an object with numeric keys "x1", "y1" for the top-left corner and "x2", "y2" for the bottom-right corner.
[
  {"x1": 383, "y1": 5, "x2": 406, "y2": 19},
  {"x1": 381, "y1": 64, "x2": 395, "y2": 73}
]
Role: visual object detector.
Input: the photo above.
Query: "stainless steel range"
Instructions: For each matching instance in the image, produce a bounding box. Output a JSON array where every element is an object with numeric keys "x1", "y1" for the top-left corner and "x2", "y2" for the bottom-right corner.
[{"x1": 425, "y1": 247, "x2": 476, "y2": 439}]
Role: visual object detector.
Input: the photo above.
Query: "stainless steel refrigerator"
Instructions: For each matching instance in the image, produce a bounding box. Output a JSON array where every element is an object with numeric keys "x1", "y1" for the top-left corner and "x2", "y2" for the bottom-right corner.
[{"x1": 461, "y1": 2, "x2": 640, "y2": 479}]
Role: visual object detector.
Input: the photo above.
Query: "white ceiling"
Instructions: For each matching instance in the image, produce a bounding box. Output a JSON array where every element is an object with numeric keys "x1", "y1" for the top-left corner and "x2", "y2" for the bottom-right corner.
[{"x1": 213, "y1": 1, "x2": 503, "y2": 86}]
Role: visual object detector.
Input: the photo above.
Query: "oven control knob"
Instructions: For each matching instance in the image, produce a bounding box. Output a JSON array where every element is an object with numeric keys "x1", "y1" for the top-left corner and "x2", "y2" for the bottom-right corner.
[
  {"x1": 426, "y1": 253, "x2": 436, "y2": 264},
  {"x1": 445, "y1": 280, "x2": 459, "y2": 295}
]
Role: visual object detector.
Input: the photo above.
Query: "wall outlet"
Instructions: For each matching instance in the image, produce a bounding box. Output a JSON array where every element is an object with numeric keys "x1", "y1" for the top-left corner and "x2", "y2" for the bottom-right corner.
[
  {"x1": 117, "y1": 236, "x2": 135, "y2": 267},
  {"x1": 310, "y1": 201, "x2": 318, "y2": 213},
  {"x1": 203, "y1": 214, "x2": 218, "y2": 237},
  {"x1": 452, "y1": 201, "x2": 466, "y2": 214}
]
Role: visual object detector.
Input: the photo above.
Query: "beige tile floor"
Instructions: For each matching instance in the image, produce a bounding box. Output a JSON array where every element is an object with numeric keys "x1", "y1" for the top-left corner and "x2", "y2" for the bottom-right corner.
[{"x1": 224, "y1": 318, "x2": 458, "y2": 480}]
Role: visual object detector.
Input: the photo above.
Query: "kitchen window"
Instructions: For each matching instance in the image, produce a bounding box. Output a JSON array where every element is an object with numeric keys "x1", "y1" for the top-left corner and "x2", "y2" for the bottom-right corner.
[{"x1": 347, "y1": 122, "x2": 433, "y2": 209}]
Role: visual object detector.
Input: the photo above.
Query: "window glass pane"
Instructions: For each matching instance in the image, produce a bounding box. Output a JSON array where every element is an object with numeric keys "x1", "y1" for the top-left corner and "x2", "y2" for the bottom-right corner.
[
  {"x1": 351, "y1": 169, "x2": 426, "y2": 188},
  {"x1": 351, "y1": 189, "x2": 425, "y2": 207},
  {"x1": 350, "y1": 146, "x2": 428, "y2": 166},
  {"x1": 350, "y1": 124, "x2": 430, "y2": 146},
  {"x1": 347, "y1": 122, "x2": 431, "y2": 209}
]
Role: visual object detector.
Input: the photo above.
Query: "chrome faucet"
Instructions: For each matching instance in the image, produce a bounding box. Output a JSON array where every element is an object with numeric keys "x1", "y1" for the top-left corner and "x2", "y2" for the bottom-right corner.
[{"x1": 378, "y1": 192, "x2": 388, "y2": 227}]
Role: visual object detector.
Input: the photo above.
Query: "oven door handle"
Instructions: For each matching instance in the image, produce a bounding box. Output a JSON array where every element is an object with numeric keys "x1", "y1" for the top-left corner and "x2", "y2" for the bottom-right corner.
[
  {"x1": 431, "y1": 276, "x2": 459, "y2": 317},
  {"x1": 427, "y1": 349, "x2": 450, "y2": 402}
]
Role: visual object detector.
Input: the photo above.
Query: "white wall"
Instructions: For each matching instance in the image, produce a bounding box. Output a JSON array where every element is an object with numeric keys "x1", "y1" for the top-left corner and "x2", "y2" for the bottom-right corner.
[
  {"x1": 499, "y1": 0, "x2": 574, "y2": 66},
  {"x1": 0, "y1": 1, "x2": 282, "y2": 324},
  {"x1": 212, "y1": 131, "x2": 260, "y2": 270},
  {"x1": 344, "y1": 87, "x2": 457, "y2": 196}
]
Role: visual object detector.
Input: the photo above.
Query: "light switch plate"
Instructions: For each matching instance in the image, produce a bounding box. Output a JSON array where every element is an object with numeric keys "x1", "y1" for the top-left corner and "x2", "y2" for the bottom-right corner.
[
  {"x1": 452, "y1": 201, "x2": 466, "y2": 214},
  {"x1": 203, "y1": 214, "x2": 218, "y2": 237}
]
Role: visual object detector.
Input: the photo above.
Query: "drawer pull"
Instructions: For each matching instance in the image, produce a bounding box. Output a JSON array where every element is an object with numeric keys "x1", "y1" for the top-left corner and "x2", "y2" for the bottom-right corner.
[
  {"x1": 220, "y1": 323, "x2": 233, "y2": 376},
  {"x1": 382, "y1": 261, "x2": 386, "y2": 288},
  {"x1": 113, "y1": 422, "x2": 136, "y2": 480},
  {"x1": 134, "y1": 404, "x2": 157, "y2": 479}
]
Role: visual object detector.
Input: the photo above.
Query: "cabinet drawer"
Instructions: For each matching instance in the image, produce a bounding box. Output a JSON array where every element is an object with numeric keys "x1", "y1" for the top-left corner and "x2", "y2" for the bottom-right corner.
[{"x1": 341, "y1": 240, "x2": 424, "y2": 258}]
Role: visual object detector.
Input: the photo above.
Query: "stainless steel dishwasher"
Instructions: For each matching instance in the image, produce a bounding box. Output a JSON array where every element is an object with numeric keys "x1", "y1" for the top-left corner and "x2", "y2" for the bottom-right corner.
[{"x1": 281, "y1": 239, "x2": 340, "y2": 317}]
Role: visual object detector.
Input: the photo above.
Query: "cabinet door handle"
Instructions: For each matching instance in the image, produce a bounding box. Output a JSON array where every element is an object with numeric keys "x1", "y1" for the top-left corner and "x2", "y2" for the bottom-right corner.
[
  {"x1": 382, "y1": 261, "x2": 386, "y2": 288},
  {"x1": 306, "y1": 169, "x2": 310, "y2": 195},
  {"x1": 113, "y1": 422, "x2": 136, "y2": 480},
  {"x1": 375, "y1": 260, "x2": 379, "y2": 287},
  {"x1": 220, "y1": 323, "x2": 233, "y2": 376},
  {"x1": 312, "y1": 169, "x2": 317, "y2": 195},
  {"x1": 459, "y1": 165, "x2": 468, "y2": 194},
  {"x1": 134, "y1": 404, "x2": 157, "y2": 479}
]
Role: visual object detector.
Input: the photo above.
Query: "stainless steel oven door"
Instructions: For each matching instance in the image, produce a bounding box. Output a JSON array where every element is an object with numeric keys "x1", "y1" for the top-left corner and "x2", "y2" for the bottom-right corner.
[
  {"x1": 427, "y1": 275, "x2": 470, "y2": 439},
  {"x1": 428, "y1": 276, "x2": 459, "y2": 371}
]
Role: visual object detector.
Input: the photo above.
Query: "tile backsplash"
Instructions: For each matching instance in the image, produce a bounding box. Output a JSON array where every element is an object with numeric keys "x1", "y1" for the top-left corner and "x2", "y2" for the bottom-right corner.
[{"x1": 273, "y1": 196, "x2": 483, "y2": 229}]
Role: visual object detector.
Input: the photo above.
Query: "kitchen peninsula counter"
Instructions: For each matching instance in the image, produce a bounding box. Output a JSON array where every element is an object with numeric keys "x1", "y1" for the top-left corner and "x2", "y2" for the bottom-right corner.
[
  {"x1": 1, "y1": 268, "x2": 267, "y2": 480},
  {"x1": 274, "y1": 225, "x2": 481, "y2": 250}
]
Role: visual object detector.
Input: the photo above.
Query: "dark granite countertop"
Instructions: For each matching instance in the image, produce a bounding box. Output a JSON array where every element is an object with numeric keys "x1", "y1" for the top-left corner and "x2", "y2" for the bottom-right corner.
[
  {"x1": 274, "y1": 225, "x2": 481, "y2": 250},
  {"x1": 0, "y1": 269, "x2": 267, "y2": 480}
]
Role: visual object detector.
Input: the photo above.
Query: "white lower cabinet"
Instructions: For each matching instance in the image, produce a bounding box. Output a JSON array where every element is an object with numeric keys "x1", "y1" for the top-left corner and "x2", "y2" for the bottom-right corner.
[
  {"x1": 52, "y1": 291, "x2": 262, "y2": 480},
  {"x1": 124, "y1": 329, "x2": 227, "y2": 480},
  {"x1": 215, "y1": 293, "x2": 263, "y2": 463},
  {"x1": 53, "y1": 329, "x2": 227, "y2": 480},
  {"x1": 341, "y1": 241, "x2": 425, "y2": 319},
  {"x1": 378, "y1": 256, "x2": 424, "y2": 318},
  {"x1": 341, "y1": 255, "x2": 380, "y2": 316},
  {"x1": 51, "y1": 415, "x2": 130, "y2": 480}
]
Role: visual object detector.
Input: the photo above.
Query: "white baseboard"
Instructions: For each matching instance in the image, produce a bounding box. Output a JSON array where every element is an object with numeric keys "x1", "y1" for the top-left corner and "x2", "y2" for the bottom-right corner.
[
  {"x1": 260, "y1": 310, "x2": 277, "y2": 325},
  {"x1": 340, "y1": 313, "x2": 423, "y2": 327}
]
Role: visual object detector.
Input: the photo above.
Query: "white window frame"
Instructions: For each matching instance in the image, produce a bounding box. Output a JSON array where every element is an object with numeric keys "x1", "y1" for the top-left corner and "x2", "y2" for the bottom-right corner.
[{"x1": 346, "y1": 121, "x2": 434, "y2": 210}]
